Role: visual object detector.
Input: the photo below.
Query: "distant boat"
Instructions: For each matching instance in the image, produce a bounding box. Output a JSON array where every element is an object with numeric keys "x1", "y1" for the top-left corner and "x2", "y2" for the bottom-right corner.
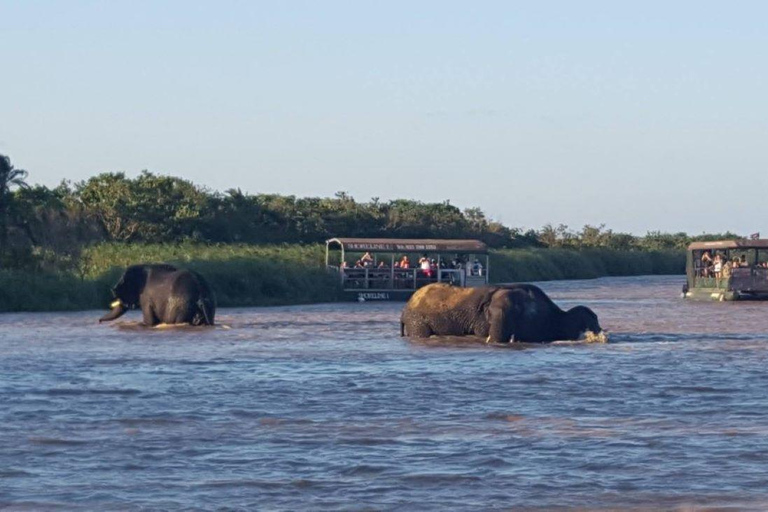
[
  {"x1": 325, "y1": 237, "x2": 489, "y2": 302},
  {"x1": 683, "y1": 239, "x2": 768, "y2": 301}
]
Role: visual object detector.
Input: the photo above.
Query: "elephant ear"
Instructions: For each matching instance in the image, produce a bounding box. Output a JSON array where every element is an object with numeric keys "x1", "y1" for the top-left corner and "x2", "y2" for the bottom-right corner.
[{"x1": 499, "y1": 288, "x2": 527, "y2": 316}]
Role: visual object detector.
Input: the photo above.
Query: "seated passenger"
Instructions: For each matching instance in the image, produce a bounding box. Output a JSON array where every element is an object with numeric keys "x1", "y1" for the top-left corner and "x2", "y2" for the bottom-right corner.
[
  {"x1": 361, "y1": 251, "x2": 374, "y2": 266},
  {"x1": 377, "y1": 261, "x2": 388, "y2": 269},
  {"x1": 399, "y1": 255, "x2": 410, "y2": 269},
  {"x1": 354, "y1": 260, "x2": 364, "y2": 269},
  {"x1": 719, "y1": 260, "x2": 733, "y2": 287}
]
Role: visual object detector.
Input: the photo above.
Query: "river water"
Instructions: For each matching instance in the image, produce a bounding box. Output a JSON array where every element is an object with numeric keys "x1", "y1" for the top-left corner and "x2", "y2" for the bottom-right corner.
[{"x1": 2, "y1": 275, "x2": 768, "y2": 510}]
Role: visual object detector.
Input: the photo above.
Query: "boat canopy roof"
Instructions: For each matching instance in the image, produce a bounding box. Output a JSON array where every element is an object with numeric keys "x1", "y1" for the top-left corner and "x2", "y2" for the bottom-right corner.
[
  {"x1": 688, "y1": 239, "x2": 768, "y2": 251},
  {"x1": 326, "y1": 238, "x2": 488, "y2": 254}
]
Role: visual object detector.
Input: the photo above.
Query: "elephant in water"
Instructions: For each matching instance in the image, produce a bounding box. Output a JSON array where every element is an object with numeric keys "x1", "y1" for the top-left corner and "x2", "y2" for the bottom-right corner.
[
  {"x1": 400, "y1": 283, "x2": 602, "y2": 343},
  {"x1": 99, "y1": 264, "x2": 216, "y2": 326}
]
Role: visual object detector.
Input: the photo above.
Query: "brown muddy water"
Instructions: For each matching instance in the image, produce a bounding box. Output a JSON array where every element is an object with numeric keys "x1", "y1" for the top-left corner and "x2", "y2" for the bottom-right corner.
[{"x1": 2, "y1": 275, "x2": 768, "y2": 510}]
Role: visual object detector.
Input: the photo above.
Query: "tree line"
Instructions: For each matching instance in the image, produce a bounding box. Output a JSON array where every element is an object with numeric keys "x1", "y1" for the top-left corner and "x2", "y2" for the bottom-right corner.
[{"x1": 0, "y1": 153, "x2": 739, "y2": 270}]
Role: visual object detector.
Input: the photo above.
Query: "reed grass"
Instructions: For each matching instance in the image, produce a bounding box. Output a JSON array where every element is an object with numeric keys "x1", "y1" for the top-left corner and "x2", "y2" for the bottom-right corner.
[{"x1": 489, "y1": 248, "x2": 684, "y2": 283}]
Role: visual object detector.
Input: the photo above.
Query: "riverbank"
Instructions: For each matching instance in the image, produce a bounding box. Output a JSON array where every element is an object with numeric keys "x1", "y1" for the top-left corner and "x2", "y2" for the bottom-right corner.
[{"x1": 0, "y1": 243, "x2": 684, "y2": 312}]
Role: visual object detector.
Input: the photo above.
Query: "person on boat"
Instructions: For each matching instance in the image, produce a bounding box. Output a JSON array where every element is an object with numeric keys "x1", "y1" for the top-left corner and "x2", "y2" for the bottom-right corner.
[
  {"x1": 377, "y1": 260, "x2": 388, "y2": 269},
  {"x1": 473, "y1": 259, "x2": 484, "y2": 277},
  {"x1": 700, "y1": 251, "x2": 713, "y2": 277},
  {"x1": 719, "y1": 259, "x2": 733, "y2": 288},
  {"x1": 713, "y1": 254, "x2": 723, "y2": 280},
  {"x1": 419, "y1": 254, "x2": 432, "y2": 278},
  {"x1": 399, "y1": 255, "x2": 410, "y2": 269},
  {"x1": 464, "y1": 257, "x2": 474, "y2": 276},
  {"x1": 430, "y1": 259, "x2": 439, "y2": 280},
  {"x1": 360, "y1": 251, "x2": 374, "y2": 267}
]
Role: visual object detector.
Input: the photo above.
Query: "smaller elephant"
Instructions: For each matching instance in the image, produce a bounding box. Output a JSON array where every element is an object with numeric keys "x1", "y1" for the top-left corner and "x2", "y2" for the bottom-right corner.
[
  {"x1": 99, "y1": 264, "x2": 215, "y2": 326},
  {"x1": 400, "y1": 283, "x2": 602, "y2": 343}
]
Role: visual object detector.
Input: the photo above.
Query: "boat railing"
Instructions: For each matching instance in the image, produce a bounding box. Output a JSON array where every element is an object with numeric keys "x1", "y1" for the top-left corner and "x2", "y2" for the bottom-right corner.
[
  {"x1": 331, "y1": 266, "x2": 472, "y2": 291},
  {"x1": 692, "y1": 265, "x2": 768, "y2": 291}
]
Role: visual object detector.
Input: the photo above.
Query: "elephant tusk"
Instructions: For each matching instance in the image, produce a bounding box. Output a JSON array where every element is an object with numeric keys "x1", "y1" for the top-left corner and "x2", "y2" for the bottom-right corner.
[{"x1": 110, "y1": 299, "x2": 123, "y2": 309}]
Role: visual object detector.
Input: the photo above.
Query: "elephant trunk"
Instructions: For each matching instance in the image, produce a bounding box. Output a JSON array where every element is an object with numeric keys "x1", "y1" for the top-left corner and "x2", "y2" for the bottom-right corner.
[{"x1": 99, "y1": 300, "x2": 127, "y2": 323}]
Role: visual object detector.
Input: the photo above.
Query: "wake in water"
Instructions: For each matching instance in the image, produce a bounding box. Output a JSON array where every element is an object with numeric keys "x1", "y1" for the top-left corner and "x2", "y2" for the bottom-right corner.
[{"x1": 112, "y1": 321, "x2": 230, "y2": 331}]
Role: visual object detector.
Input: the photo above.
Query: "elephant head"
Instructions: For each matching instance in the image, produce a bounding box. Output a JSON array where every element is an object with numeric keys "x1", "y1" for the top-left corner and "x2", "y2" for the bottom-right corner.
[
  {"x1": 561, "y1": 305, "x2": 602, "y2": 340},
  {"x1": 99, "y1": 266, "x2": 147, "y2": 322},
  {"x1": 99, "y1": 264, "x2": 177, "y2": 323}
]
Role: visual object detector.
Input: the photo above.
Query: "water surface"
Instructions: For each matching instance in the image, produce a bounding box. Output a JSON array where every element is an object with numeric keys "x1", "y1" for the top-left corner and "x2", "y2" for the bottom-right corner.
[{"x1": 2, "y1": 275, "x2": 768, "y2": 510}]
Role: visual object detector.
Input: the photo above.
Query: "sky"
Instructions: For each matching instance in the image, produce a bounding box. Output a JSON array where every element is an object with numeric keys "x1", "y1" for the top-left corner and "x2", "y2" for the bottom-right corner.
[{"x1": 2, "y1": 1, "x2": 767, "y2": 235}]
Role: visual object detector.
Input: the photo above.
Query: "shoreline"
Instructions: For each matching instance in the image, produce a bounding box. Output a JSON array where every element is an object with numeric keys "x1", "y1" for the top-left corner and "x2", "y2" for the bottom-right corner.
[{"x1": 0, "y1": 244, "x2": 684, "y2": 313}]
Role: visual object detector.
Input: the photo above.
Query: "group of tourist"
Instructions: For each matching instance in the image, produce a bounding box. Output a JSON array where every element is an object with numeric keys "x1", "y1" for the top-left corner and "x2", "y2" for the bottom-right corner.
[
  {"x1": 342, "y1": 252, "x2": 483, "y2": 276},
  {"x1": 698, "y1": 250, "x2": 768, "y2": 281},
  {"x1": 340, "y1": 252, "x2": 485, "y2": 289}
]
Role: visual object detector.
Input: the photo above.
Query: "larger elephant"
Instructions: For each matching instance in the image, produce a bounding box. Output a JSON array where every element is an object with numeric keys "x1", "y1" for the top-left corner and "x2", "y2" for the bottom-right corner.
[
  {"x1": 99, "y1": 264, "x2": 216, "y2": 326},
  {"x1": 400, "y1": 283, "x2": 601, "y2": 343}
]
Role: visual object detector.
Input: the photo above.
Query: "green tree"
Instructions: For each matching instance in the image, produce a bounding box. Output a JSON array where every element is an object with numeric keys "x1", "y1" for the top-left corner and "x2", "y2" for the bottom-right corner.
[
  {"x1": 76, "y1": 171, "x2": 211, "y2": 242},
  {"x1": 0, "y1": 154, "x2": 29, "y2": 253}
]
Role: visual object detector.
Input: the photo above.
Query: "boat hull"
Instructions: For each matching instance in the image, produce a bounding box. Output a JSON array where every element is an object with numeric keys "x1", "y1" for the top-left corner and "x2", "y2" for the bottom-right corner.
[
  {"x1": 683, "y1": 287, "x2": 768, "y2": 301},
  {"x1": 343, "y1": 290, "x2": 415, "y2": 302}
]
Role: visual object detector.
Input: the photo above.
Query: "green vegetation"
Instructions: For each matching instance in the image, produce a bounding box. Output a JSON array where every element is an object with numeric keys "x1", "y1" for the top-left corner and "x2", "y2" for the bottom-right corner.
[
  {"x1": 0, "y1": 153, "x2": 739, "y2": 275},
  {"x1": 0, "y1": 242, "x2": 684, "y2": 313},
  {"x1": 0, "y1": 243, "x2": 340, "y2": 312},
  {"x1": 490, "y1": 248, "x2": 684, "y2": 283},
  {"x1": 0, "y1": 152, "x2": 722, "y2": 312}
]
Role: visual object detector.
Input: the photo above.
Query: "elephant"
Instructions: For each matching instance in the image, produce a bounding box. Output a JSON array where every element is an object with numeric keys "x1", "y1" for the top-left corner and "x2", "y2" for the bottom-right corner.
[
  {"x1": 99, "y1": 264, "x2": 216, "y2": 326},
  {"x1": 400, "y1": 283, "x2": 602, "y2": 343}
]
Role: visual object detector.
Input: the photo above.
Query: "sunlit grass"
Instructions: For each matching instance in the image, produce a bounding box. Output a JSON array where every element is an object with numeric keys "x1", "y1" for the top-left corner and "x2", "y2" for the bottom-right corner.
[{"x1": 490, "y1": 248, "x2": 684, "y2": 283}]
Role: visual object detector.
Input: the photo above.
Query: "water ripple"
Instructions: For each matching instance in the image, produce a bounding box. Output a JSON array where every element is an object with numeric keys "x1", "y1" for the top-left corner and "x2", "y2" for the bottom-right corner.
[{"x1": 3, "y1": 276, "x2": 768, "y2": 509}]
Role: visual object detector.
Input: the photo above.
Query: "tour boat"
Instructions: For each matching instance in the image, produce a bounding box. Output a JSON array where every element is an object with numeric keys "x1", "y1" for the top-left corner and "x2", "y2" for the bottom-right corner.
[
  {"x1": 683, "y1": 239, "x2": 768, "y2": 301},
  {"x1": 325, "y1": 238, "x2": 490, "y2": 301}
]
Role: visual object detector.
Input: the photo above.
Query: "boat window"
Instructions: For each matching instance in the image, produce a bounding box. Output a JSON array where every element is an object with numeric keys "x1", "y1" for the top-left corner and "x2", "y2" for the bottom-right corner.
[
  {"x1": 757, "y1": 250, "x2": 768, "y2": 269},
  {"x1": 728, "y1": 249, "x2": 756, "y2": 268}
]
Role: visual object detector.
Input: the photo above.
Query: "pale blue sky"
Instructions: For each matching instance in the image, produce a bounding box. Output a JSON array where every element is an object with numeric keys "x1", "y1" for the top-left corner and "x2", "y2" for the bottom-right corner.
[{"x1": 2, "y1": 1, "x2": 766, "y2": 234}]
